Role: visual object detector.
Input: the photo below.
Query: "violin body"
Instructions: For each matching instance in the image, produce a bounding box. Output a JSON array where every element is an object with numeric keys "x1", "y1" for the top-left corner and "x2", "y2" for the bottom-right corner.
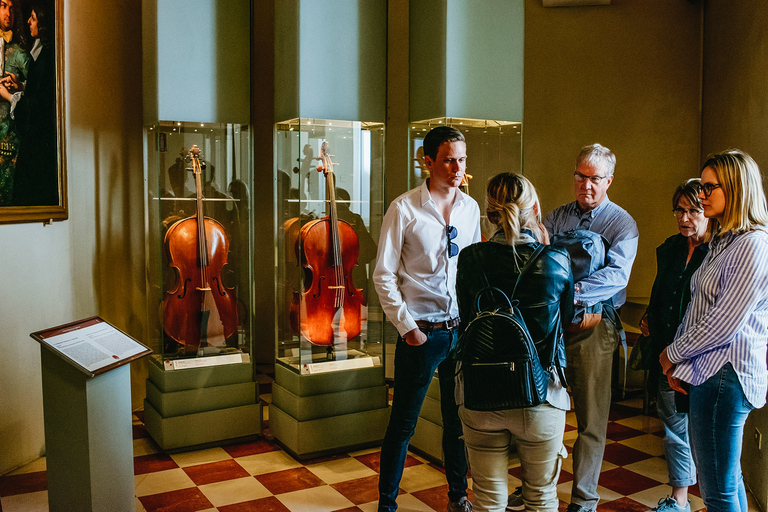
[
  {"x1": 295, "y1": 216, "x2": 364, "y2": 345},
  {"x1": 290, "y1": 141, "x2": 364, "y2": 346},
  {"x1": 162, "y1": 145, "x2": 238, "y2": 355},
  {"x1": 163, "y1": 216, "x2": 239, "y2": 352}
]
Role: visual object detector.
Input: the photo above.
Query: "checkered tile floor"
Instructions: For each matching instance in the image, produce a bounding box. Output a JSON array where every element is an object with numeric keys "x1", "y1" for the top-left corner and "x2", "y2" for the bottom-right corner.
[{"x1": 0, "y1": 395, "x2": 760, "y2": 511}]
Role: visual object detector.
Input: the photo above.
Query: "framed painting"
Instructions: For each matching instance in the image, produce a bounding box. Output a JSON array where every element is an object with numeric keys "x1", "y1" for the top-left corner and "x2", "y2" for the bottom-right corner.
[{"x1": 0, "y1": 0, "x2": 66, "y2": 223}]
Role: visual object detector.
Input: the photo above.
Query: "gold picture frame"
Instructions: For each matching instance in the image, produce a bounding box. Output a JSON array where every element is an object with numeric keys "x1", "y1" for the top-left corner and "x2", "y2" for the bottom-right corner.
[{"x1": 0, "y1": 0, "x2": 67, "y2": 223}]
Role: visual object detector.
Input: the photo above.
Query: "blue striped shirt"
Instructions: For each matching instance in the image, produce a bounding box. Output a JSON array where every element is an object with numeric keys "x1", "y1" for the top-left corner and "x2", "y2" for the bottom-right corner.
[
  {"x1": 544, "y1": 197, "x2": 639, "y2": 308},
  {"x1": 668, "y1": 228, "x2": 768, "y2": 408}
]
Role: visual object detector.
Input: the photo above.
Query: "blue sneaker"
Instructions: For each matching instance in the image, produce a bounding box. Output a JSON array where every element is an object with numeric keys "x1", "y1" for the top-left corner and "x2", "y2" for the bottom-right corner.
[{"x1": 645, "y1": 497, "x2": 691, "y2": 512}]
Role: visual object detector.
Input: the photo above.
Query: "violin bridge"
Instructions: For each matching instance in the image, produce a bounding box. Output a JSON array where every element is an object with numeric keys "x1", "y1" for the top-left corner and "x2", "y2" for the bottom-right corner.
[
  {"x1": 327, "y1": 286, "x2": 345, "y2": 289},
  {"x1": 196, "y1": 286, "x2": 212, "y2": 292}
]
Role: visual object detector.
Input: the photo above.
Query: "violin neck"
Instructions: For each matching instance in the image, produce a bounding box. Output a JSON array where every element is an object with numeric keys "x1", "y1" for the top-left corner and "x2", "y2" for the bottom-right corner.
[
  {"x1": 194, "y1": 159, "x2": 210, "y2": 277},
  {"x1": 326, "y1": 171, "x2": 342, "y2": 267}
]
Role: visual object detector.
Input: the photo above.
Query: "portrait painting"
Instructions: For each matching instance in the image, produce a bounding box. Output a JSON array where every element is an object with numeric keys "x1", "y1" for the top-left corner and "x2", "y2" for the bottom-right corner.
[{"x1": 0, "y1": 0, "x2": 66, "y2": 223}]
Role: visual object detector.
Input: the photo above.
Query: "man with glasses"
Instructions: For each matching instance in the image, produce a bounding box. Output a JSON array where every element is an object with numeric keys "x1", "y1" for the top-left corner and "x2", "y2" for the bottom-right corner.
[
  {"x1": 533, "y1": 143, "x2": 638, "y2": 512},
  {"x1": 373, "y1": 126, "x2": 481, "y2": 512}
]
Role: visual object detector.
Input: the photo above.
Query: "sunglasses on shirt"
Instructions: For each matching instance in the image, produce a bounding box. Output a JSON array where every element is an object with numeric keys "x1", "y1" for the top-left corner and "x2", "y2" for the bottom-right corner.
[{"x1": 447, "y1": 225, "x2": 459, "y2": 258}]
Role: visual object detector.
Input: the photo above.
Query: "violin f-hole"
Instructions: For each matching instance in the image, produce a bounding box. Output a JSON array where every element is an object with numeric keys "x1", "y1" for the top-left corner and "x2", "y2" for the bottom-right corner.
[
  {"x1": 313, "y1": 275, "x2": 325, "y2": 299},
  {"x1": 176, "y1": 277, "x2": 192, "y2": 299}
]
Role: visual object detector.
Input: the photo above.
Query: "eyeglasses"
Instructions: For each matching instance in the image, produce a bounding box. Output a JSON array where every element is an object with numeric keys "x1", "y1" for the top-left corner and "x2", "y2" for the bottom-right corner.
[
  {"x1": 695, "y1": 182, "x2": 721, "y2": 198},
  {"x1": 447, "y1": 225, "x2": 459, "y2": 258},
  {"x1": 574, "y1": 172, "x2": 608, "y2": 184},
  {"x1": 673, "y1": 207, "x2": 703, "y2": 218}
]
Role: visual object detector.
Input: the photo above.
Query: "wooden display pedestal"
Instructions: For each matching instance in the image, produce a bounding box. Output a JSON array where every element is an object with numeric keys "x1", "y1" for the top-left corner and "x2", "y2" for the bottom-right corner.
[
  {"x1": 143, "y1": 360, "x2": 261, "y2": 451},
  {"x1": 269, "y1": 361, "x2": 390, "y2": 459}
]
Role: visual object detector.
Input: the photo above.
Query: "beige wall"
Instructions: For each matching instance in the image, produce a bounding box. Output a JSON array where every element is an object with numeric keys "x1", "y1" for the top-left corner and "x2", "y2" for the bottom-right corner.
[
  {"x1": 523, "y1": 0, "x2": 702, "y2": 300},
  {"x1": 701, "y1": 2, "x2": 768, "y2": 509},
  {"x1": 0, "y1": 0, "x2": 145, "y2": 474}
]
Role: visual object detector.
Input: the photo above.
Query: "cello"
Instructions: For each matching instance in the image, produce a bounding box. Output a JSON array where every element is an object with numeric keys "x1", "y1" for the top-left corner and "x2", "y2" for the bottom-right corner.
[
  {"x1": 163, "y1": 145, "x2": 239, "y2": 355},
  {"x1": 294, "y1": 141, "x2": 364, "y2": 346}
]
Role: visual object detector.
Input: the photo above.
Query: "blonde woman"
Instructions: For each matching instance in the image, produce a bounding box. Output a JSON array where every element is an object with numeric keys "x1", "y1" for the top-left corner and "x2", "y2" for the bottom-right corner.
[
  {"x1": 661, "y1": 150, "x2": 768, "y2": 512},
  {"x1": 455, "y1": 173, "x2": 573, "y2": 511}
]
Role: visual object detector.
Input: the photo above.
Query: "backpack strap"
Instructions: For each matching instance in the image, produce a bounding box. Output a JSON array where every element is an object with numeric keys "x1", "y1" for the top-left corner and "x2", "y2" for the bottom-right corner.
[{"x1": 510, "y1": 243, "x2": 546, "y2": 300}]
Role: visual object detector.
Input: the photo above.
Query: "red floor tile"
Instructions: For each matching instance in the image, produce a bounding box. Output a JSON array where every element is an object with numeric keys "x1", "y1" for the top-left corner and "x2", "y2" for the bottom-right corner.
[
  {"x1": 608, "y1": 404, "x2": 642, "y2": 421},
  {"x1": 223, "y1": 438, "x2": 281, "y2": 458},
  {"x1": 606, "y1": 422, "x2": 645, "y2": 442},
  {"x1": 331, "y1": 474, "x2": 381, "y2": 505},
  {"x1": 558, "y1": 469, "x2": 574, "y2": 484},
  {"x1": 689, "y1": 482, "x2": 702, "y2": 498},
  {"x1": 183, "y1": 459, "x2": 250, "y2": 486},
  {"x1": 598, "y1": 467, "x2": 661, "y2": 496},
  {"x1": 602, "y1": 443, "x2": 653, "y2": 466},
  {"x1": 354, "y1": 452, "x2": 382, "y2": 472},
  {"x1": 134, "y1": 453, "x2": 179, "y2": 475},
  {"x1": 218, "y1": 496, "x2": 291, "y2": 512},
  {"x1": 133, "y1": 423, "x2": 151, "y2": 439},
  {"x1": 332, "y1": 507, "x2": 365, "y2": 512},
  {"x1": 0, "y1": 471, "x2": 47, "y2": 497},
  {"x1": 411, "y1": 484, "x2": 475, "y2": 511},
  {"x1": 138, "y1": 487, "x2": 213, "y2": 512},
  {"x1": 255, "y1": 467, "x2": 325, "y2": 494},
  {"x1": 411, "y1": 484, "x2": 450, "y2": 511},
  {"x1": 354, "y1": 451, "x2": 421, "y2": 473}
]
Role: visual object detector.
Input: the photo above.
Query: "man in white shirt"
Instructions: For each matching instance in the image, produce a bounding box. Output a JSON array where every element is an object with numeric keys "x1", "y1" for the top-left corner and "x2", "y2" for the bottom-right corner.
[{"x1": 373, "y1": 126, "x2": 481, "y2": 512}]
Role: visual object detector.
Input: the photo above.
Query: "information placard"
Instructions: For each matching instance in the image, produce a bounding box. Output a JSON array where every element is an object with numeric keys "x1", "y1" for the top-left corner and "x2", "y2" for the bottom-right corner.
[{"x1": 31, "y1": 317, "x2": 152, "y2": 378}]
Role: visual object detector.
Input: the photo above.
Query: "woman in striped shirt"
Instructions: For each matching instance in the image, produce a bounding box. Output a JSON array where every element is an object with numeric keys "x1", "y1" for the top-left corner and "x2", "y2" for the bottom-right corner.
[{"x1": 660, "y1": 149, "x2": 768, "y2": 512}]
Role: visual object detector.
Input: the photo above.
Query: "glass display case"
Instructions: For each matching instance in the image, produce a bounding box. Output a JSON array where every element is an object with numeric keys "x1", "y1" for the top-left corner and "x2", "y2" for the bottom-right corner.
[
  {"x1": 409, "y1": 117, "x2": 522, "y2": 238},
  {"x1": 274, "y1": 118, "x2": 385, "y2": 376},
  {"x1": 143, "y1": 121, "x2": 260, "y2": 451},
  {"x1": 145, "y1": 121, "x2": 254, "y2": 369}
]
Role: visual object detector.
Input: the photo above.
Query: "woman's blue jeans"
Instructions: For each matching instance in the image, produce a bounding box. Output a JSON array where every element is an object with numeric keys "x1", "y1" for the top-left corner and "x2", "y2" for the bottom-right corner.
[
  {"x1": 689, "y1": 363, "x2": 754, "y2": 512},
  {"x1": 377, "y1": 328, "x2": 468, "y2": 511},
  {"x1": 657, "y1": 374, "x2": 696, "y2": 488}
]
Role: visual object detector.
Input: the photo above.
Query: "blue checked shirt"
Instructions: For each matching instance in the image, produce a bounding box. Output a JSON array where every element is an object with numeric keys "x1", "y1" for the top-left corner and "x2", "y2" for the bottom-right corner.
[
  {"x1": 544, "y1": 197, "x2": 639, "y2": 308},
  {"x1": 667, "y1": 228, "x2": 768, "y2": 408}
]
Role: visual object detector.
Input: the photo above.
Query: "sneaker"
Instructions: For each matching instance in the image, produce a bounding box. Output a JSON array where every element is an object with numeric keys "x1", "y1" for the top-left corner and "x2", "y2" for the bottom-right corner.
[
  {"x1": 645, "y1": 497, "x2": 691, "y2": 512},
  {"x1": 566, "y1": 504, "x2": 595, "y2": 512},
  {"x1": 447, "y1": 496, "x2": 473, "y2": 512},
  {"x1": 506, "y1": 486, "x2": 524, "y2": 511}
]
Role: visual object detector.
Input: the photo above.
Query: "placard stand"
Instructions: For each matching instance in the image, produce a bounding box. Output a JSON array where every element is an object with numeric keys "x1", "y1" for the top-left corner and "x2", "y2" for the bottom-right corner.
[{"x1": 32, "y1": 317, "x2": 151, "y2": 512}]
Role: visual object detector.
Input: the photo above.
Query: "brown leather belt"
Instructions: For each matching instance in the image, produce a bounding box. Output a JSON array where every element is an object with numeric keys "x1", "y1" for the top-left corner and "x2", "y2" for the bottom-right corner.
[{"x1": 416, "y1": 317, "x2": 460, "y2": 332}]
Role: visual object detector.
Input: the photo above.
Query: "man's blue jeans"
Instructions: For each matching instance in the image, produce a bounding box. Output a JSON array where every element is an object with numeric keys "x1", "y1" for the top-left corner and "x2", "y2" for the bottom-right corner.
[
  {"x1": 377, "y1": 328, "x2": 468, "y2": 511},
  {"x1": 689, "y1": 363, "x2": 754, "y2": 512}
]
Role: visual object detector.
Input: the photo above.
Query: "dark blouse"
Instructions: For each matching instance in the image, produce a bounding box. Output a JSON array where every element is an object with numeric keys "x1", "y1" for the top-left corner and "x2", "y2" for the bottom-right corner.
[{"x1": 645, "y1": 233, "x2": 708, "y2": 385}]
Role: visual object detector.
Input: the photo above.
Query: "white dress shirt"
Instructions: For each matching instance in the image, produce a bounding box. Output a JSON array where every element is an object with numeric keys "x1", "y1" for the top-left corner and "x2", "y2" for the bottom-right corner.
[{"x1": 373, "y1": 180, "x2": 481, "y2": 336}]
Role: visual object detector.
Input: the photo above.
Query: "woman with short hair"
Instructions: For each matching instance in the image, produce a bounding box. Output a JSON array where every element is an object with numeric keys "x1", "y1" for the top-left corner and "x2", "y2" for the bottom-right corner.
[
  {"x1": 661, "y1": 149, "x2": 768, "y2": 512},
  {"x1": 640, "y1": 179, "x2": 709, "y2": 512}
]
